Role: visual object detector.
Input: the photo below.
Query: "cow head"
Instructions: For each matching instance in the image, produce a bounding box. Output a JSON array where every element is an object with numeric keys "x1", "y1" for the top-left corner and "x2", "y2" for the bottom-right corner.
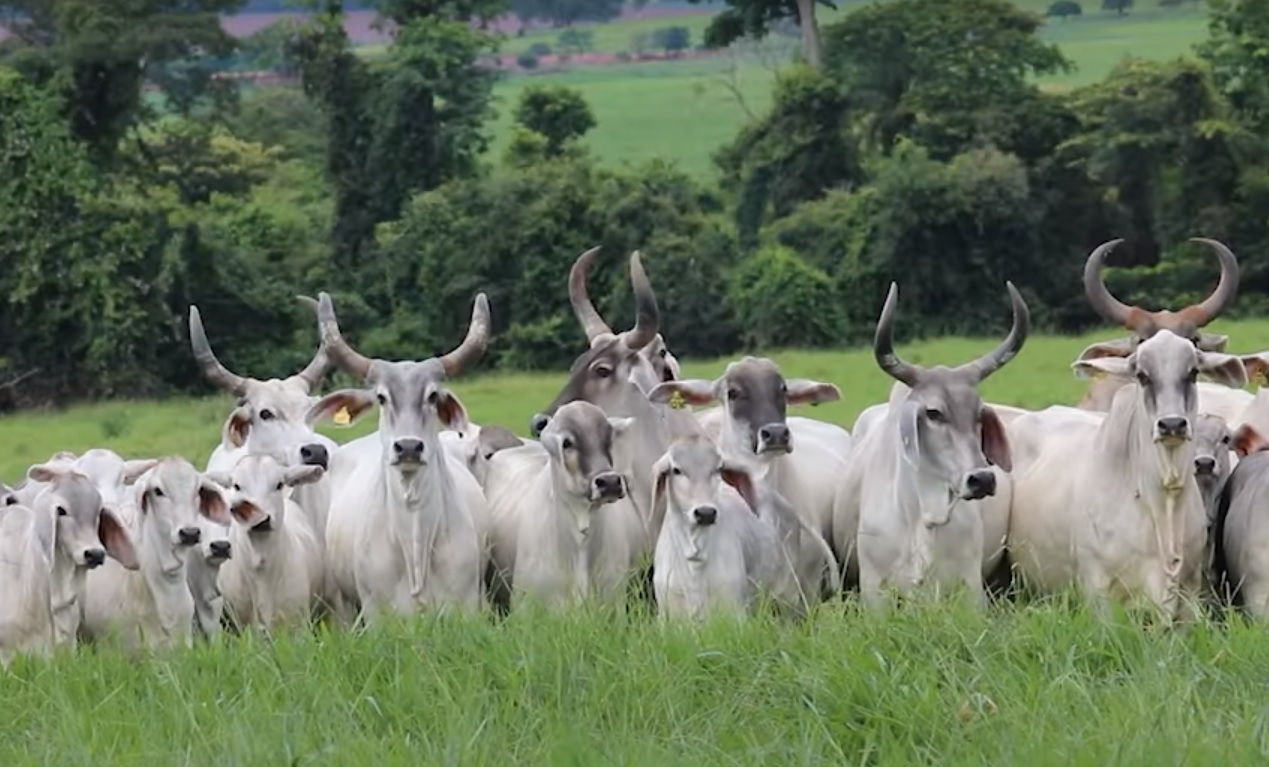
[
  {"x1": 210, "y1": 454, "x2": 324, "y2": 533},
  {"x1": 539, "y1": 401, "x2": 631, "y2": 514},
  {"x1": 1074, "y1": 330, "x2": 1246, "y2": 446},
  {"x1": 531, "y1": 253, "x2": 663, "y2": 436},
  {"x1": 190, "y1": 303, "x2": 335, "y2": 471},
  {"x1": 71, "y1": 448, "x2": 158, "y2": 515},
  {"x1": 875, "y1": 282, "x2": 1029, "y2": 502},
  {"x1": 132, "y1": 458, "x2": 233, "y2": 576},
  {"x1": 306, "y1": 291, "x2": 489, "y2": 481},
  {"x1": 646, "y1": 357, "x2": 840, "y2": 458},
  {"x1": 651, "y1": 435, "x2": 759, "y2": 532},
  {"x1": 26, "y1": 463, "x2": 139, "y2": 571}
]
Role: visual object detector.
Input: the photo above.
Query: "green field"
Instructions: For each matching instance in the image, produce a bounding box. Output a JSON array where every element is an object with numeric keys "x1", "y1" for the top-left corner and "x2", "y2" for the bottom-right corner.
[
  {"x1": 471, "y1": 4, "x2": 1212, "y2": 176},
  {"x1": 5, "y1": 321, "x2": 1269, "y2": 761}
]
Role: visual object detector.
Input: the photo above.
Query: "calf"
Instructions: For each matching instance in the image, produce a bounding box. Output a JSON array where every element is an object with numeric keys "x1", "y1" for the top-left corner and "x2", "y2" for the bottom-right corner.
[
  {"x1": 212, "y1": 455, "x2": 326, "y2": 632},
  {"x1": 651, "y1": 436, "x2": 798, "y2": 620}
]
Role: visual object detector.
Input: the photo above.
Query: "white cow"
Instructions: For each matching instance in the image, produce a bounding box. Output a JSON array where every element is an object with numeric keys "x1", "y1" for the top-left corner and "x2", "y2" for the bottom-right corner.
[
  {"x1": 0, "y1": 502, "x2": 55, "y2": 667},
  {"x1": 305, "y1": 291, "x2": 490, "y2": 621},
  {"x1": 186, "y1": 515, "x2": 232, "y2": 639},
  {"x1": 80, "y1": 458, "x2": 232, "y2": 650},
  {"x1": 440, "y1": 424, "x2": 526, "y2": 490},
  {"x1": 840, "y1": 282, "x2": 1027, "y2": 607},
  {"x1": 212, "y1": 455, "x2": 326, "y2": 632},
  {"x1": 651, "y1": 436, "x2": 799, "y2": 620},
  {"x1": 1008, "y1": 329, "x2": 1246, "y2": 621},
  {"x1": 485, "y1": 402, "x2": 633, "y2": 610}
]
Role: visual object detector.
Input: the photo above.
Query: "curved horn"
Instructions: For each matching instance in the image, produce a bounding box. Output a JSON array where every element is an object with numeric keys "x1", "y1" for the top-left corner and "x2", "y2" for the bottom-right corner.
[
  {"x1": 439, "y1": 293, "x2": 491, "y2": 377},
  {"x1": 873, "y1": 282, "x2": 922, "y2": 387},
  {"x1": 956, "y1": 281, "x2": 1031, "y2": 384},
  {"x1": 623, "y1": 251, "x2": 660, "y2": 350},
  {"x1": 1083, "y1": 239, "x2": 1135, "y2": 328},
  {"x1": 316, "y1": 292, "x2": 374, "y2": 381},
  {"x1": 291, "y1": 295, "x2": 330, "y2": 393},
  {"x1": 569, "y1": 247, "x2": 613, "y2": 342},
  {"x1": 188, "y1": 306, "x2": 249, "y2": 395},
  {"x1": 1178, "y1": 237, "x2": 1240, "y2": 326}
]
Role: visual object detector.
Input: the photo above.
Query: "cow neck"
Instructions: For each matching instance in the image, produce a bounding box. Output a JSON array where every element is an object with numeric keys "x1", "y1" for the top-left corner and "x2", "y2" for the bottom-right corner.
[
  {"x1": 49, "y1": 545, "x2": 84, "y2": 646},
  {"x1": 887, "y1": 405, "x2": 961, "y2": 584},
  {"x1": 526, "y1": 464, "x2": 594, "y2": 603},
  {"x1": 615, "y1": 399, "x2": 675, "y2": 526},
  {"x1": 383, "y1": 445, "x2": 462, "y2": 603},
  {"x1": 133, "y1": 513, "x2": 196, "y2": 642}
]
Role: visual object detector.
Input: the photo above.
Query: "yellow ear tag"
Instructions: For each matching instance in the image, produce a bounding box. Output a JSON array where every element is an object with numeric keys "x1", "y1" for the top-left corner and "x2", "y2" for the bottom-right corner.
[
  {"x1": 333, "y1": 407, "x2": 352, "y2": 426},
  {"x1": 1088, "y1": 369, "x2": 1107, "y2": 381},
  {"x1": 1254, "y1": 371, "x2": 1268, "y2": 388},
  {"x1": 669, "y1": 390, "x2": 686, "y2": 410}
]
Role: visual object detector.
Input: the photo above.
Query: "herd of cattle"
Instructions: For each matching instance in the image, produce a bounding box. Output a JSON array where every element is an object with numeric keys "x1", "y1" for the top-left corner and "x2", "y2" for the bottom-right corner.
[{"x1": 5, "y1": 238, "x2": 1269, "y2": 665}]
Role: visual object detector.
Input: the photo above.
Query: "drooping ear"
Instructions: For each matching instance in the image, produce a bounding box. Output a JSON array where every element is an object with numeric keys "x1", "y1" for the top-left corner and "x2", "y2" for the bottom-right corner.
[
  {"x1": 1239, "y1": 354, "x2": 1269, "y2": 388},
  {"x1": 1232, "y1": 423, "x2": 1269, "y2": 458},
  {"x1": 649, "y1": 453, "x2": 673, "y2": 531},
  {"x1": 1076, "y1": 337, "x2": 1136, "y2": 362},
  {"x1": 1072, "y1": 356, "x2": 1133, "y2": 381},
  {"x1": 897, "y1": 400, "x2": 921, "y2": 467},
  {"x1": 980, "y1": 405, "x2": 1013, "y2": 472},
  {"x1": 1197, "y1": 332, "x2": 1229, "y2": 353},
  {"x1": 196, "y1": 477, "x2": 232, "y2": 526},
  {"x1": 720, "y1": 461, "x2": 760, "y2": 515},
  {"x1": 435, "y1": 389, "x2": 470, "y2": 433},
  {"x1": 306, "y1": 389, "x2": 377, "y2": 427},
  {"x1": 221, "y1": 406, "x2": 251, "y2": 448},
  {"x1": 1198, "y1": 352, "x2": 1248, "y2": 389},
  {"x1": 647, "y1": 379, "x2": 717, "y2": 407},
  {"x1": 121, "y1": 459, "x2": 158, "y2": 485},
  {"x1": 26, "y1": 463, "x2": 71, "y2": 483},
  {"x1": 284, "y1": 464, "x2": 325, "y2": 487},
  {"x1": 607, "y1": 416, "x2": 635, "y2": 436},
  {"x1": 98, "y1": 509, "x2": 139, "y2": 571},
  {"x1": 785, "y1": 379, "x2": 841, "y2": 407},
  {"x1": 229, "y1": 499, "x2": 269, "y2": 528}
]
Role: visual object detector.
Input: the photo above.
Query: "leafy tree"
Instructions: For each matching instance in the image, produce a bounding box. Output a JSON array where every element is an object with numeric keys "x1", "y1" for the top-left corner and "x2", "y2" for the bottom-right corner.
[
  {"x1": 512, "y1": 85, "x2": 596, "y2": 156},
  {"x1": 1102, "y1": 0, "x2": 1132, "y2": 14},
  {"x1": 1046, "y1": 0, "x2": 1082, "y2": 18},
  {"x1": 728, "y1": 245, "x2": 842, "y2": 349},
  {"x1": 1198, "y1": 0, "x2": 1269, "y2": 136},
  {"x1": 511, "y1": 0, "x2": 622, "y2": 27},
  {"x1": 651, "y1": 26, "x2": 692, "y2": 54},
  {"x1": 686, "y1": 0, "x2": 836, "y2": 69},
  {"x1": 238, "y1": 20, "x2": 305, "y2": 76}
]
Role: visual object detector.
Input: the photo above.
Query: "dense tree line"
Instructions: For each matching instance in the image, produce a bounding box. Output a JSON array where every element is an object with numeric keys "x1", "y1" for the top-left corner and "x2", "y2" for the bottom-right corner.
[{"x1": 0, "y1": 0, "x2": 1267, "y2": 408}]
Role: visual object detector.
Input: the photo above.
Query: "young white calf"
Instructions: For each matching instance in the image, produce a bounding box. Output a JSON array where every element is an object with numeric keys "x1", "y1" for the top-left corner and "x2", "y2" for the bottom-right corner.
[
  {"x1": 0, "y1": 503, "x2": 55, "y2": 667},
  {"x1": 186, "y1": 517, "x2": 233, "y2": 639},
  {"x1": 651, "y1": 436, "x2": 798, "y2": 620},
  {"x1": 212, "y1": 456, "x2": 326, "y2": 632},
  {"x1": 80, "y1": 458, "x2": 232, "y2": 650}
]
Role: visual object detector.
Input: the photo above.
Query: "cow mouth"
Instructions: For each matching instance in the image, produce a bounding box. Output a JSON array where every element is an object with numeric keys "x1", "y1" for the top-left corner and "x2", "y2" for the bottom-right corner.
[{"x1": 251, "y1": 516, "x2": 274, "y2": 533}]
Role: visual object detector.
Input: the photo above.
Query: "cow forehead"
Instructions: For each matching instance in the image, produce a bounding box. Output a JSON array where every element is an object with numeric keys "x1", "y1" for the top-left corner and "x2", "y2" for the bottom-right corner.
[
  {"x1": 76, "y1": 449, "x2": 126, "y2": 484},
  {"x1": 723, "y1": 357, "x2": 783, "y2": 392},
  {"x1": 1194, "y1": 414, "x2": 1229, "y2": 444},
  {"x1": 909, "y1": 368, "x2": 984, "y2": 415},
  {"x1": 548, "y1": 403, "x2": 614, "y2": 457},
  {"x1": 244, "y1": 379, "x2": 314, "y2": 419},
  {"x1": 569, "y1": 336, "x2": 636, "y2": 374},
  {"x1": 375, "y1": 359, "x2": 447, "y2": 395},
  {"x1": 233, "y1": 454, "x2": 284, "y2": 482},
  {"x1": 47, "y1": 473, "x2": 102, "y2": 515},
  {"x1": 151, "y1": 458, "x2": 201, "y2": 494},
  {"x1": 1136, "y1": 331, "x2": 1198, "y2": 374},
  {"x1": 669, "y1": 437, "x2": 721, "y2": 475}
]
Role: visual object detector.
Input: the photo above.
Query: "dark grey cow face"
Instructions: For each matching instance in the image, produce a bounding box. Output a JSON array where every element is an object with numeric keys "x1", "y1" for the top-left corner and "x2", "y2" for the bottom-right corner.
[
  {"x1": 647, "y1": 357, "x2": 840, "y2": 456},
  {"x1": 1074, "y1": 330, "x2": 1246, "y2": 446},
  {"x1": 26, "y1": 464, "x2": 139, "y2": 571},
  {"x1": 1192, "y1": 413, "x2": 1232, "y2": 482},
  {"x1": 874, "y1": 282, "x2": 1029, "y2": 501},
  {"x1": 540, "y1": 401, "x2": 631, "y2": 504},
  {"x1": 651, "y1": 436, "x2": 759, "y2": 528},
  {"x1": 305, "y1": 292, "x2": 490, "y2": 478}
]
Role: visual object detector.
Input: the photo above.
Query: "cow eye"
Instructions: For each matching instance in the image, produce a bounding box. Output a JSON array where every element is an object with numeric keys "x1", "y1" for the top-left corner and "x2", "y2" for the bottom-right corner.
[
  {"x1": 259, "y1": 409, "x2": 275, "y2": 421},
  {"x1": 593, "y1": 365, "x2": 613, "y2": 379},
  {"x1": 1187, "y1": 368, "x2": 1199, "y2": 382},
  {"x1": 925, "y1": 408, "x2": 944, "y2": 423},
  {"x1": 727, "y1": 388, "x2": 742, "y2": 401},
  {"x1": 1136, "y1": 371, "x2": 1151, "y2": 386},
  {"x1": 1222, "y1": 435, "x2": 1231, "y2": 445},
  {"x1": 376, "y1": 393, "x2": 387, "y2": 405},
  {"x1": 671, "y1": 466, "x2": 682, "y2": 476},
  {"x1": 275, "y1": 482, "x2": 284, "y2": 491},
  {"x1": 659, "y1": 348, "x2": 668, "y2": 358},
  {"x1": 232, "y1": 483, "x2": 241, "y2": 492},
  {"x1": 561, "y1": 437, "x2": 574, "y2": 450},
  {"x1": 4, "y1": 497, "x2": 15, "y2": 506},
  {"x1": 153, "y1": 487, "x2": 165, "y2": 498},
  {"x1": 427, "y1": 390, "x2": 439, "y2": 405},
  {"x1": 56, "y1": 505, "x2": 67, "y2": 517}
]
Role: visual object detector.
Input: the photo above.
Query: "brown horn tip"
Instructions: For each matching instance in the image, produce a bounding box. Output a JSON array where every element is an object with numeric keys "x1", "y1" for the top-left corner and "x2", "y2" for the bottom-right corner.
[
  {"x1": 317, "y1": 292, "x2": 374, "y2": 381},
  {"x1": 1179, "y1": 237, "x2": 1240, "y2": 326},
  {"x1": 569, "y1": 246, "x2": 614, "y2": 343},
  {"x1": 1083, "y1": 238, "x2": 1136, "y2": 329},
  {"x1": 440, "y1": 293, "x2": 491, "y2": 377},
  {"x1": 873, "y1": 282, "x2": 922, "y2": 387},
  {"x1": 623, "y1": 251, "x2": 660, "y2": 350},
  {"x1": 188, "y1": 305, "x2": 249, "y2": 395}
]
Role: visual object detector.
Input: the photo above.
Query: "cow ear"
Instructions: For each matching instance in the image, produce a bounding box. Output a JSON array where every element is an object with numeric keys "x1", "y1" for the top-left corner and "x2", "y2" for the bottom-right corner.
[
  {"x1": 1076, "y1": 337, "x2": 1135, "y2": 362},
  {"x1": 196, "y1": 477, "x2": 232, "y2": 526},
  {"x1": 435, "y1": 389, "x2": 470, "y2": 433},
  {"x1": 225, "y1": 406, "x2": 252, "y2": 448},
  {"x1": 980, "y1": 406, "x2": 1013, "y2": 472},
  {"x1": 898, "y1": 400, "x2": 921, "y2": 467},
  {"x1": 477, "y1": 424, "x2": 523, "y2": 455},
  {"x1": 1232, "y1": 423, "x2": 1269, "y2": 458},
  {"x1": 1198, "y1": 352, "x2": 1248, "y2": 389},
  {"x1": 307, "y1": 389, "x2": 376, "y2": 427},
  {"x1": 99, "y1": 509, "x2": 139, "y2": 571},
  {"x1": 649, "y1": 453, "x2": 673, "y2": 531},
  {"x1": 284, "y1": 465, "x2": 325, "y2": 488},
  {"x1": 648, "y1": 379, "x2": 716, "y2": 407},
  {"x1": 121, "y1": 459, "x2": 158, "y2": 485},
  {"x1": 607, "y1": 416, "x2": 635, "y2": 437},
  {"x1": 785, "y1": 379, "x2": 841, "y2": 407},
  {"x1": 1072, "y1": 356, "x2": 1133, "y2": 381},
  {"x1": 1239, "y1": 354, "x2": 1269, "y2": 389},
  {"x1": 26, "y1": 463, "x2": 70, "y2": 483},
  {"x1": 720, "y1": 462, "x2": 760, "y2": 515},
  {"x1": 1197, "y1": 333, "x2": 1229, "y2": 353}
]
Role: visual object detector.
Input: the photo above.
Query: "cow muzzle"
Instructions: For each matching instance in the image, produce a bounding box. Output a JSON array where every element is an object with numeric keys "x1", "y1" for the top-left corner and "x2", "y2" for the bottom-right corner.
[
  {"x1": 692, "y1": 505, "x2": 718, "y2": 526},
  {"x1": 961, "y1": 469, "x2": 997, "y2": 501},
  {"x1": 756, "y1": 424, "x2": 792, "y2": 455},
  {"x1": 178, "y1": 526, "x2": 202, "y2": 546},
  {"x1": 208, "y1": 539, "x2": 232, "y2": 563},
  {"x1": 1195, "y1": 455, "x2": 1217, "y2": 476},
  {"x1": 1155, "y1": 416, "x2": 1190, "y2": 444},
  {"x1": 392, "y1": 438, "x2": 425, "y2": 467},
  {"x1": 590, "y1": 472, "x2": 625, "y2": 503},
  {"x1": 300, "y1": 443, "x2": 329, "y2": 471}
]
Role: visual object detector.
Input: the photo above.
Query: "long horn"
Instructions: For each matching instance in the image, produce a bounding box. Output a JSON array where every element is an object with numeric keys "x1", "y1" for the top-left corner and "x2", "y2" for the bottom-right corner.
[
  {"x1": 1083, "y1": 239, "x2": 1135, "y2": 328},
  {"x1": 439, "y1": 293, "x2": 491, "y2": 377},
  {"x1": 1178, "y1": 237, "x2": 1240, "y2": 326},
  {"x1": 316, "y1": 292, "x2": 374, "y2": 380},
  {"x1": 188, "y1": 306, "x2": 249, "y2": 395},
  {"x1": 623, "y1": 251, "x2": 659, "y2": 350},
  {"x1": 873, "y1": 282, "x2": 922, "y2": 387},
  {"x1": 291, "y1": 295, "x2": 330, "y2": 393},
  {"x1": 569, "y1": 247, "x2": 613, "y2": 342},
  {"x1": 956, "y1": 282, "x2": 1031, "y2": 384}
]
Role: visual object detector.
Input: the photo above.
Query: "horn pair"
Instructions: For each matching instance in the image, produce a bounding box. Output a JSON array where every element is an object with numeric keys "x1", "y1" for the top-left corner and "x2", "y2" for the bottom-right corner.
[
  {"x1": 569, "y1": 247, "x2": 660, "y2": 350},
  {"x1": 189, "y1": 301, "x2": 329, "y2": 395},
  {"x1": 1084, "y1": 238, "x2": 1239, "y2": 332}
]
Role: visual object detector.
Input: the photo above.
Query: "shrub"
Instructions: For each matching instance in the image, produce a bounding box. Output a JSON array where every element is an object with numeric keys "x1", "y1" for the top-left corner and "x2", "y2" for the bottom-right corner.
[{"x1": 727, "y1": 246, "x2": 843, "y2": 350}]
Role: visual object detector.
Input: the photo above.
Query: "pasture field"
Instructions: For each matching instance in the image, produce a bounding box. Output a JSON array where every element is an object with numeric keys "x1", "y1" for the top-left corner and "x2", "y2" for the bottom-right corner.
[{"x1": 4, "y1": 322, "x2": 1269, "y2": 762}]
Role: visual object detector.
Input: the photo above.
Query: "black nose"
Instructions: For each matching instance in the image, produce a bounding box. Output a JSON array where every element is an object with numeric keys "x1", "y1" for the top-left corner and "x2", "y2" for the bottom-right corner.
[
  {"x1": 1157, "y1": 416, "x2": 1189, "y2": 439},
  {"x1": 530, "y1": 413, "x2": 551, "y2": 438},
  {"x1": 758, "y1": 424, "x2": 791, "y2": 452},
  {"x1": 393, "y1": 438, "x2": 425, "y2": 462},
  {"x1": 300, "y1": 443, "x2": 329, "y2": 470},
  {"x1": 1195, "y1": 456, "x2": 1217, "y2": 475},
  {"x1": 178, "y1": 526, "x2": 201, "y2": 546},
  {"x1": 965, "y1": 470, "x2": 997, "y2": 501},
  {"x1": 84, "y1": 548, "x2": 105, "y2": 567},
  {"x1": 693, "y1": 506, "x2": 718, "y2": 526},
  {"x1": 592, "y1": 472, "x2": 624, "y2": 500},
  {"x1": 209, "y1": 540, "x2": 231, "y2": 559}
]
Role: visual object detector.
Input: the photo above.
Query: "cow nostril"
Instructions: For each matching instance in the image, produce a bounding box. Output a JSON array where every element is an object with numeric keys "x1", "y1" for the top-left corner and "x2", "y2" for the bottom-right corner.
[
  {"x1": 1195, "y1": 457, "x2": 1216, "y2": 474},
  {"x1": 965, "y1": 471, "x2": 997, "y2": 499},
  {"x1": 593, "y1": 473, "x2": 624, "y2": 497},
  {"x1": 84, "y1": 548, "x2": 105, "y2": 567},
  {"x1": 393, "y1": 439, "x2": 424, "y2": 460},
  {"x1": 530, "y1": 414, "x2": 550, "y2": 438},
  {"x1": 300, "y1": 443, "x2": 329, "y2": 469},
  {"x1": 693, "y1": 506, "x2": 718, "y2": 526},
  {"x1": 1157, "y1": 416, "x2": 1189, "y2": 437},
  {"x1": 178, "y1": 526, "x2": 201, "y2": 545}
]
